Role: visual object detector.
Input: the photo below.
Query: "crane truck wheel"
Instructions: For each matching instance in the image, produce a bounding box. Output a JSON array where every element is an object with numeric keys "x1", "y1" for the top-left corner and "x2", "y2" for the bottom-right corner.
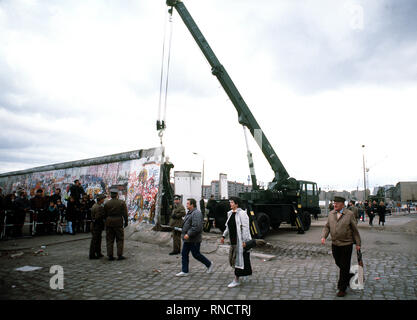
[
  {"x1": 213, "y1": 199, "x2": 230, "y2": 232},
  {"x1": 257, "y1": 212, "x2": 270, "y2": 238},
  {"x1": 302, "y1": 211, "x2": 311, "y2": 231}
]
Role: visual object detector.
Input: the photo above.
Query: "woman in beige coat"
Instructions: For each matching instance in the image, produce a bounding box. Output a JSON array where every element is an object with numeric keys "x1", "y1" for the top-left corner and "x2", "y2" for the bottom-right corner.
[{"x1": 220, "y1": 197, "x2": 252, "y2": 288}]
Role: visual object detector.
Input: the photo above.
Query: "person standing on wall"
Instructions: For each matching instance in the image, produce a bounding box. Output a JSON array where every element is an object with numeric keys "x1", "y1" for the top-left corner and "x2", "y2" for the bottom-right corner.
[
  {"x1": 169, "y1": 195, "x2": 186, "y2": 255},
  {"x1": 220, "y1": 196, "x2": 253, "y2": 288},
  {"x1": 104, "y1": 187, "x2": 128, "y2": 261},
  {"x1": 175, "y1": 198, "x2": 213, "y2": 277},
  {"x1": 321, "y1": 196, "x2": 361, "y2": 297},
  {"x1": 89, "y1": 194, "x2": 106, "y2": 259}
]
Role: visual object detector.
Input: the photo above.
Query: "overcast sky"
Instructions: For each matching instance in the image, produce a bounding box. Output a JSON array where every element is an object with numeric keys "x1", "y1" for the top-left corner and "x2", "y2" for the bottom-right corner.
[{"x1": 1, "y1": 0, "x2": 416, "y2": 192}]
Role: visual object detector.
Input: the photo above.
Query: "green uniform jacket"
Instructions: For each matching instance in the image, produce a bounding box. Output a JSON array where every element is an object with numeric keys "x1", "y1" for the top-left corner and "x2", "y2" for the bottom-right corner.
[
  {"x1": 104, "y1": 198, "x2": 128, "y2": 228},
  {"x1": 91, "y1": 203, "x2": 105, "y2": 229},
  {"x1": 169, "y1": 203, "x2": 186, "y2": 228}
]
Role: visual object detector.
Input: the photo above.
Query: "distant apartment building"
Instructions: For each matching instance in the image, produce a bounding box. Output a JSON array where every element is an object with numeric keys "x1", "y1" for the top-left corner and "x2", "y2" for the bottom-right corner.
[
  {"x1": 373, "y1": 185, "x2": 395, "y2": 196},
  {"x1": 319, "y1": 190, "x2": 352, "y2": 202},
  {"x1": 209, "y1": 180, "x2": 252, "y2": 200},
  {"x1": 228, "y1": 181, "x2": 252, "y2": 197},
  {"x1": 202, "y1": 185, "x2": 212, "y2": 199},
  {"x1": 173, "y1": 171, "x2": 202, "y2": 208},
  {"x1": 391, "y1": 182, "x2": 417, "y2": 202},
  {"x1": 317, "y1": 182, "x2": 417, "y2": 205}
]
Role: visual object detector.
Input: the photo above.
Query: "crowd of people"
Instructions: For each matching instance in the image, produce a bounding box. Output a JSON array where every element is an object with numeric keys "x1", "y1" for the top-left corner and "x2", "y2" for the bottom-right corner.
[
  {"x1": 328, "y1": 199, "x2": 388, "y2": 226},
  {"x1": 0, "y1": 180, "x2": 97, "y2": 239}
]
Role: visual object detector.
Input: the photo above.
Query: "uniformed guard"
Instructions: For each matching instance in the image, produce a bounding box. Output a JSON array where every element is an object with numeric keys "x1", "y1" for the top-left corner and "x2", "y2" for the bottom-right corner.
[
  {"x1": 89, "y1": 194, "x2": 106, "y2": 259},
  {"x1": 104, "y1": 187, "x2": 128, "y2": 261},
  {"x1": 168, "y1": 195, "x2": 185, "y2": 255}
]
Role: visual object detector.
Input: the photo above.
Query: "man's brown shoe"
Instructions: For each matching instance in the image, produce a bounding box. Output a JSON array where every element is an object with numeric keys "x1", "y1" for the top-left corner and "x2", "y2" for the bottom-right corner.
[{"x1": 336, "y1": 291, "x2": 346, "y2": 297}]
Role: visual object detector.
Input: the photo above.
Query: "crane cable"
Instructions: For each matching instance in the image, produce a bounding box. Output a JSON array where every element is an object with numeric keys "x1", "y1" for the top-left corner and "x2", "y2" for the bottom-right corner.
[{"x1": 157, "y1": 8, "x2": 174, "y2": 145}]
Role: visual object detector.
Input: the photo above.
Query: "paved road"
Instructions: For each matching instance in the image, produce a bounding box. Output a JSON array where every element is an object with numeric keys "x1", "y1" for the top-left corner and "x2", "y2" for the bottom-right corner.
[{"x1": 0, "y1": 213, "x2": 416, "y2": 301}]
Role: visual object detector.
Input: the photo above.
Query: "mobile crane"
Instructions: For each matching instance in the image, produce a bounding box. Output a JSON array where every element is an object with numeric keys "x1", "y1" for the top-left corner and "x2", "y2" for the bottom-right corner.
[{"x1": 166, "y1": 0, "x2": 321, "y2": 237}]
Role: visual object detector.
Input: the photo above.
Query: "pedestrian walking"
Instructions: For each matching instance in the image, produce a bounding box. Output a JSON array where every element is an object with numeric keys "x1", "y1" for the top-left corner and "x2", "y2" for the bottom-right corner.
[
  {"x1": 89, "y1": 194, "x2": 106, "y2": 259},
  {"x1": 321, "y1": 196, "x2": 361, "y2": 297},
  {"x1": 348, "y1": 200, "x2": 359, "y2": 223},
  {"x1": 365, "y1": 201, "x2": 374, "y2": 226},
  {"x1": 370, "y1": 200, "x2": 378, "y2": 226},
  {"x1": 104, "y1": 187, "x2": 128, "y2": 261},
  {"x1": 175, "y1": 198, "x2": 213, "y2": 277},
  {"x1": 220, "y1": 196, "x2": 252, "y2": 288},
  {"x1": 377, "y1": 201, "x2": 386, "y2": 226},
  {"x1": 358, "y1": 201, "x2": 365, "y2": 222},
  {"x1": 169, "y1": 195, "x2": 185, "y2": 255}
]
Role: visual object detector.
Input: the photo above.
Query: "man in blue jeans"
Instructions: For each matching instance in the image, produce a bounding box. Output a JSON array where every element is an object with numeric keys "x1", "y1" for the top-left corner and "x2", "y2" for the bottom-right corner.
[{"x1": 176, "y1": 198, "x2": 214, "y2": 276}]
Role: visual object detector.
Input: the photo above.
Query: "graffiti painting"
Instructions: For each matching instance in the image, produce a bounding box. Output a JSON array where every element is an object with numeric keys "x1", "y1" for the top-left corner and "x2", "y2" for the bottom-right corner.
[{"x1": 0, "y1": 148, "x2": 164, "y2": 224}]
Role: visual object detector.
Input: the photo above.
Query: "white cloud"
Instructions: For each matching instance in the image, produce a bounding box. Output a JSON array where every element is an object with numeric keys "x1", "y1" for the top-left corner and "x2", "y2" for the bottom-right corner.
[{"x1": 1, "y1": 0, "x2": 416, "y2": 192}]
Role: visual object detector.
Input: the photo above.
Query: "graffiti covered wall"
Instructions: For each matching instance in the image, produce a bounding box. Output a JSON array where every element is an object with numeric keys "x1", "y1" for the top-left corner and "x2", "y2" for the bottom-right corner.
[{"x1": 0, "y1": 148, "x2": 164, "y2": 224}]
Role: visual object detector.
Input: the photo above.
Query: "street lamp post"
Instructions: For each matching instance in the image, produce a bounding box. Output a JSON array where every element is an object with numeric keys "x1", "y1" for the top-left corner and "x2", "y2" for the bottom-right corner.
[{"x1": 362, "y1": 145, "x2": 367, "y2": 201}]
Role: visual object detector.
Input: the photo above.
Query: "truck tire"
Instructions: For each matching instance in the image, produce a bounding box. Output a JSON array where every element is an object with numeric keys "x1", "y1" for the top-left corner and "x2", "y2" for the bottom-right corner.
[
  {"x1": 302, "y1": 211, "x2": 311, "y2": 231},
  {"x1": 214, "y1": 200, "x2": 230, "y2": 232},
  {"x1": 257, "y1": 212, "x2": 270, "y2": 238}
]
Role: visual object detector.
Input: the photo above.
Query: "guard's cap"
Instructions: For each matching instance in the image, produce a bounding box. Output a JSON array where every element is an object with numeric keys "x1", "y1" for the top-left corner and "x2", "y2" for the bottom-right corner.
[
  {"x1": 333, "y1": 196, "x2": 346, "y2": 203},
  {"x1": 97, "y1": 194, "x2": 106, "y2": 201},
  {"x1": 174, "y1": 195, "x2": 181, "y2": 200},
  {"x1": 109, "y1": 186, "x2": 119, "y2": 193}
]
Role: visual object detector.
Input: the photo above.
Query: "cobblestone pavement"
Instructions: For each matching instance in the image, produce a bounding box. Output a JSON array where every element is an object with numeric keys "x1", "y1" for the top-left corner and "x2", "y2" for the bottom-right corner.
[{"x1": 1, "y1": 224, "x2": 416, "y2": 301}]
